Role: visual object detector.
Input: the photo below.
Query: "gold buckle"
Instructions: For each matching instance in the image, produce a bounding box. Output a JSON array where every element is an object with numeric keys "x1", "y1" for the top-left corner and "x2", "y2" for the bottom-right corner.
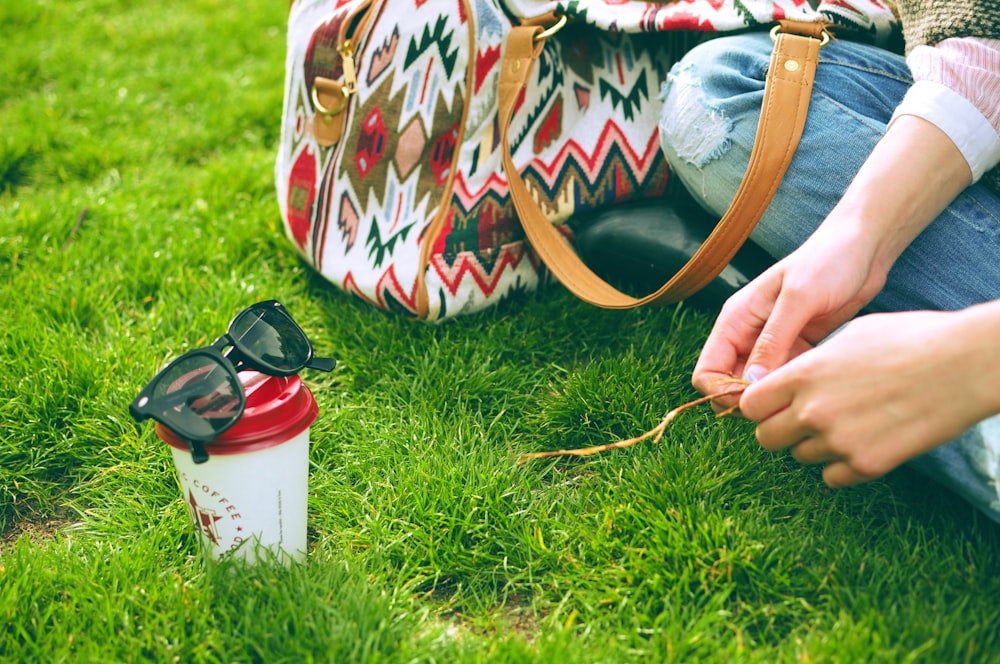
[{"x1": 311, "y1": 82, "x2": 349, "y2": 116}]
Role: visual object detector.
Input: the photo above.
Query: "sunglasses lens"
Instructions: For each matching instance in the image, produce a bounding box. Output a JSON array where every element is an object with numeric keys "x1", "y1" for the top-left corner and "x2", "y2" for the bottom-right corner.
[
  {"x1": 151, "y1": 355, "x2": 243, "y2": 440},
  {"x1": 229, "y1": 304, "x2": 311, "y2": 373}
]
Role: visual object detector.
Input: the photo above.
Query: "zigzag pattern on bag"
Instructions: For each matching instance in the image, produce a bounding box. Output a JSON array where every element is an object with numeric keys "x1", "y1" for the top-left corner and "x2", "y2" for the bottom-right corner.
[{"x1": 276, "y1": 0, "x2": 899, "y2": 320}]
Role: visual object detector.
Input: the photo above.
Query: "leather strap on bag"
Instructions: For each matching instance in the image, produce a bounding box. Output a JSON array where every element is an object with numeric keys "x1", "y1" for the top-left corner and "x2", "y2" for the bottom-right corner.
[{"x1": 498, "y1": 20, "x2": 830, "y2": 308}]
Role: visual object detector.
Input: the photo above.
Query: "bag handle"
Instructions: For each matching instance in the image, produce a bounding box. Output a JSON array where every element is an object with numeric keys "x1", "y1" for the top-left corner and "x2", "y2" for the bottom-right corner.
[{"x1": 498, "y1": 20, "x2": 830, "y2": 308}]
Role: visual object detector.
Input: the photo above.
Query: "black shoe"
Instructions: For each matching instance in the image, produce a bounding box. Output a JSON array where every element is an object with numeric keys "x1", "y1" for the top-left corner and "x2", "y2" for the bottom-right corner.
[{"x1": 572, "y1": 192, "x2": 773, "y2": 310}]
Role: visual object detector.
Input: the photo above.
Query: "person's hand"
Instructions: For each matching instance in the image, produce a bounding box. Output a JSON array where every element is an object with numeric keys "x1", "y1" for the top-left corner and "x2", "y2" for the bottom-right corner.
[
  {"x1": 692, "y1": 224, "x2": 885, "y2": 406},
  {"x1": 738, "y1": 306, "x2": 1000, "y2": 486},
  {"x1": 687, "y1": 113, "x2": 991, "y2": 487},
  {"x1": 694, "y1": 115, "x2": 975, "y2": 408}
]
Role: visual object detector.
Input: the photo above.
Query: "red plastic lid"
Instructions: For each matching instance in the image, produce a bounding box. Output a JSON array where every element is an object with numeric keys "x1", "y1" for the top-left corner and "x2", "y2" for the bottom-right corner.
[{"x1": 157, "y1": 371, "x2": 318, "y2": 455}]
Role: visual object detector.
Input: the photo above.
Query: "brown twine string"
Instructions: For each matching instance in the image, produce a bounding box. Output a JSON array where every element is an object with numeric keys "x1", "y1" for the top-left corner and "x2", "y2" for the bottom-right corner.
[{"x1": 516, "y1": 381, "x2": 748, "y2": 463}]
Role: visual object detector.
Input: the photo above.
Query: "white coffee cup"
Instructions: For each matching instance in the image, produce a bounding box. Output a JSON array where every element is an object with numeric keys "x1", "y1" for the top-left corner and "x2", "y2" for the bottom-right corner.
[{"x1": 157, "y1": 371, "x2": 317, "y2": 564}]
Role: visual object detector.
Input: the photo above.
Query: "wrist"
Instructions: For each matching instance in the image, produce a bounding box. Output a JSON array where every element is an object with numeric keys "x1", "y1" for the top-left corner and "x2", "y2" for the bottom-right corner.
[
  {"x1": 808, "y1": 207, "x2": 887, "y2": 279},
  {"x1": 822, "y1": 116, "x2": 972, "y2": 277},
  {"x1": 950, "y1": 301, "x2": 1000, "y2": 420}
]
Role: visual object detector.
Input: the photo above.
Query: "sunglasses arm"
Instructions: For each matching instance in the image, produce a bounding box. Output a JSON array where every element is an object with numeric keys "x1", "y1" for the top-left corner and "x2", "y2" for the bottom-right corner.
[
  {"x1": 189, "y1": 439, "x2": 210, "y2": 464},
  {"x1": 307, "y1": 356, "x2": 337, "y2": 372}
]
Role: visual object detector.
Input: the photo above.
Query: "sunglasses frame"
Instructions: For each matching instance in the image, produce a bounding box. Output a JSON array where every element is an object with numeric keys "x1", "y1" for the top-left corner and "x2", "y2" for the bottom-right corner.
[{"x1": 130, "y1": 300, "x2": 335, "y2": 463}]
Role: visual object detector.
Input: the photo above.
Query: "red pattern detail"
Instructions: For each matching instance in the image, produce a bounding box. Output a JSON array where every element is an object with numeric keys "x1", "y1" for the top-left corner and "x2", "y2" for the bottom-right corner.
[
  {"x1": 473, "y1": 196, "x2": 515, "y2": 251},
  {"x1": 534, "y1": 98, "x2": 562, "y2": 154},
  {"x1": 452, "y1": 171, "x2": 508, "y2": 207},
  {"x1": 514, "y1": 86, "x2": 527, "y2": 115},
  {"x1": 341, "y1": 271, "x2": 381, "y2": 307},
  {"x1": 420, "y1": 56, "x2": 435, "y2": 105},
  {"x1": 355, "y1": 108, "x2": 387, "y2": 178},
  {"x1": 657, "y1": 10, "x2": 721, "y2": 31},
  {"x1": 615, "y1": 164, "x2": 632, "y2": 200},
  {"x1": 474, "y1": 46, "x2": 501, "y2": 94},
  {"x1": 368, "y1": 29, "x2": 400, "y2": 84},
  {"x1": 429, "y1": 244, "x2": 526, "y2": 298},
  {"x1": 287, "y1": 146, "x2": 317, "y2": 250},
  {"x1": 430, "y1": 123, "x2": 460, "y2": 186},
  {"x1": 432, "y1": 208, "x2": 455, "y2": 255},
  {"x1": 304, "y1": 14, "x2": 347, "y2": 84},
  {"x1": 375, "y1": 265, "x2": 420, "y2": 311},
  {"x1": 314, "y1": 159, "x2": 338, "y2": 271},
  {"x1": 523, "y1": 123, "x2": 663, "y2": 190},
  {"x1": 449, "y1": 121, "x2": 664, "y2": 208},
  {"x1": 338, "y1": 193, "x2": 359, "y2": 249}
]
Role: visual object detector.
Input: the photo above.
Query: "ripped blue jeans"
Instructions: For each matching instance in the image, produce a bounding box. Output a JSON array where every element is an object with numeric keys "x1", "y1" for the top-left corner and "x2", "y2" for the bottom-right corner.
[{"x1": 659, "y1": 33, "x2": 1000, "y2": 523}]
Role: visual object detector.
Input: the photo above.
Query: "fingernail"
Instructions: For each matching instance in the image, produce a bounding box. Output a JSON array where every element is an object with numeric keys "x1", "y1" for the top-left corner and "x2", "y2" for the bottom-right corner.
[{"x1": 744, "y1": 365, "x2": 767, "y2": 383}]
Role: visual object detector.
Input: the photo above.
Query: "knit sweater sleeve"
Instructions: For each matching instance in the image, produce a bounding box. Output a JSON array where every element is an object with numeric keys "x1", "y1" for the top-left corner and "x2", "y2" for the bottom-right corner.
[{"x1": 898, "y1": 0, "x2": 1000, "y2": 51}]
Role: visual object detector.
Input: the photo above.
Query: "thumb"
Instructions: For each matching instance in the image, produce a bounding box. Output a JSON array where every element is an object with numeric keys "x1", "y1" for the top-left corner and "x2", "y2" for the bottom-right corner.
[{"x1": 742, "y1": 295, "x2": 813, "y2": 383}]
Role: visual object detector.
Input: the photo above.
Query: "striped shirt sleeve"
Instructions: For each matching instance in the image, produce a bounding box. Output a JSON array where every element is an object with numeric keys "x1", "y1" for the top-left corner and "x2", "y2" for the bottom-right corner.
[{"x1": 890, "y1": 37, "x2": 1000, "y2": 183}]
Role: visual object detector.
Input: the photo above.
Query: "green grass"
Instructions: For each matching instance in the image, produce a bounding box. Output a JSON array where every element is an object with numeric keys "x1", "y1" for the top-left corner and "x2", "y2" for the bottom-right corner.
[{"x1": 3, "y1": 1, "x2": 1000, "y2": 661}]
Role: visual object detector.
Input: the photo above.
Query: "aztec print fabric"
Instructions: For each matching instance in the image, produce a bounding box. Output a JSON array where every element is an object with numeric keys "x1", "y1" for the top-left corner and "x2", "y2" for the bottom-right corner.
[
  {"x1": 275, "y1": 0, "x2": 899, "y2": 321},
  {"x1": 504, "y1": 0, "x2": 899, "y2": 36}
]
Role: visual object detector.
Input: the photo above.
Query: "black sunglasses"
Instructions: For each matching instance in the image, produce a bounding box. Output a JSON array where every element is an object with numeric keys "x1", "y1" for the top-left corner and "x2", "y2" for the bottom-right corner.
[{"x1": 130, "y1": 300, "x2": 335, "y2": 464}]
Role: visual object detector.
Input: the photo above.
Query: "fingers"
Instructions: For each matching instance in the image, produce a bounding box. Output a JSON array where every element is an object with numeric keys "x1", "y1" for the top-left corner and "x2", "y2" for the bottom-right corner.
[
  {"x1": 742, "y1": 290, "x2": 817, "y2": 381},
  {"x1": 787, "y1": 438, "x2": 838, "y2": 465},
  {"x1": 750, "y1": 389, "x2": 879, "y2": 486},
  {"x1": 759, "y1": 437, "x2": 875, "y2": 488},
  {"x1": 693, "y1": 368, "x2": 745, "y2": 400},
  {"x1": 692, "y1": 279, "x2": 779, "y2": 395},
  {"x1": 692, "y1": 328, "x2": 750, "y2": 396},
  {"x1": 747, "y1": 381, "x2": 875, "y2": 487},
  {"x1": 752, "y1": 406, "x2": 801, "y2": 452},
  {"x1": 738, "y1": 365, "x2": 797, "y2": 424},
  {"x1": 822, "y1": 461, "x2": 873, "y2": 488},
  {"x1": 760, "y1": 429, "x2": 890, "y2": 488}
]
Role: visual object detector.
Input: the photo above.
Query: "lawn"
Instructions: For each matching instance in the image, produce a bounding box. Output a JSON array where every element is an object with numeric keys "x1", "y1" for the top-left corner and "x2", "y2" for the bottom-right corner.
[{"x1": 2, "y1": 1, "x2": 999, "y2": 662}]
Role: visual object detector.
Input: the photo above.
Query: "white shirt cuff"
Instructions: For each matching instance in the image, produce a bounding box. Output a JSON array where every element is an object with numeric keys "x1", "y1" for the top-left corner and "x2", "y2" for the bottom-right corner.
[{"x1": 890, "y1": 80, "x2": 1000, "y2": 183}]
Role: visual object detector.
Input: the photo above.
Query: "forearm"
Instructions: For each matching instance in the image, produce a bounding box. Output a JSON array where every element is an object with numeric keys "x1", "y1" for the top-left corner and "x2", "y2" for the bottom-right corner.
[{"x1": 815, "y1": 114, "x2": 972, "y2": 279}]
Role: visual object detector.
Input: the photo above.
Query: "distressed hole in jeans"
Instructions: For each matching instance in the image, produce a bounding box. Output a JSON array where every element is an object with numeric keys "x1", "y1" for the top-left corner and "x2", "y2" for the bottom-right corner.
[{"x1": 659, "y1": 63, "x2": 733, "y2": 170}]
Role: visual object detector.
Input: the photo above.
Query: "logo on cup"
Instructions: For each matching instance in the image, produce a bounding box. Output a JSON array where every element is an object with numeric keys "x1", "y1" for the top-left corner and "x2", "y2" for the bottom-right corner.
[{"x1": 182, "y1": 473, "x2": 246, "y2": 551}]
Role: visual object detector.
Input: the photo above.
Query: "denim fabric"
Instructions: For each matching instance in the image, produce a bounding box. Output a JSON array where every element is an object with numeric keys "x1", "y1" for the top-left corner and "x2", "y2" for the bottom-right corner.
[{"x1": 659, "y1": 33, "x2": 1000, "y2": 522}]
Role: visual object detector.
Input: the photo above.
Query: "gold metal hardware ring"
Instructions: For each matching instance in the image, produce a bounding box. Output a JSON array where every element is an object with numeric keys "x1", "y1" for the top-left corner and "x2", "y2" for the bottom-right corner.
[
  {"x1": 311, "y1": 84, "x2": 350, "y2": 116},
  {"x1": 534, "y1": 14, "x2": 568, "y2": 42},
  {"x1": 770, "y1": 23, "x2": 831, "y2": 47}
]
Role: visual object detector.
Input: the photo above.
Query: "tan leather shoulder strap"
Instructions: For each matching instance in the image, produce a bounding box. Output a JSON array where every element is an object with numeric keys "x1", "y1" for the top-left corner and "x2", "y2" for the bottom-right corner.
[{"x1": 498, "y1": 21, "x2": 828, "y2": 308}]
